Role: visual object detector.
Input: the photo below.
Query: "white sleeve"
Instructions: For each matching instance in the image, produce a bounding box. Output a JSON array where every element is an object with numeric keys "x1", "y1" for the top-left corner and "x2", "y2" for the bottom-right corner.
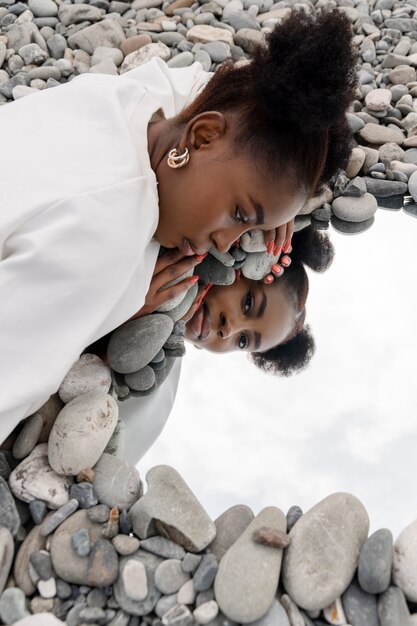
[
  {"x1": 120, "y1": 358, "x2": 182, "y2": 466},
  {"x1": 0, "y1": 178, "x2": 157, "y2": 443}
]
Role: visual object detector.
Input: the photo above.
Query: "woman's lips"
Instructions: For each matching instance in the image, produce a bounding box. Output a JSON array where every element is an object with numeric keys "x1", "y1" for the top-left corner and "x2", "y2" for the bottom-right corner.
[
  {"x1": 189, "y1": 302, "x2": 212, "y2": 340},
  {"x1": 181, "y1": 238, "x2": 209, "y2": 256}
]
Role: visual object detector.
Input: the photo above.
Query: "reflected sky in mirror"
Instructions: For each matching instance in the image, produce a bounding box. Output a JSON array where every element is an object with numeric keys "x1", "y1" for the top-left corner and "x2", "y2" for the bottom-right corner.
[{"x1": 141, "y1": 206, "x2": 417, "y2": 538}]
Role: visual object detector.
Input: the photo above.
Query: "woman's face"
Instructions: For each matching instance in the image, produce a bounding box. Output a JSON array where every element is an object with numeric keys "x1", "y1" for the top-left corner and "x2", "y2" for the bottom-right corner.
[
  {"x1": 154, "y1": 115, "x2": 306, "y2": 256},
  {"x1": 185, "y1": 277, "x2": 296, "y2": 354}
]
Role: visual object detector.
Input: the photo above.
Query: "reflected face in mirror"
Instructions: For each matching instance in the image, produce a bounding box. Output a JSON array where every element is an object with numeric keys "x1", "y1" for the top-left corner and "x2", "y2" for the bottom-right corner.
[{"x1": 184, "y1": 277, "x2": 298, "y2": 354}]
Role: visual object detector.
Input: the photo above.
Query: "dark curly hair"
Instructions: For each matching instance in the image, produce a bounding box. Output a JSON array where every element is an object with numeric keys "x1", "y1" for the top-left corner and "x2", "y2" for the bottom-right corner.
[
  {"x1": 177, "y1": 9, "x2": 357, "y2": 196},
  {"x1": 250, "y1": 225, "x2": 335, "y2": 376}
]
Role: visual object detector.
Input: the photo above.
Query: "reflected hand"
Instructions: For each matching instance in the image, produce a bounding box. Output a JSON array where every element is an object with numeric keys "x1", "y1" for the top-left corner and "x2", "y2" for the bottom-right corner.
[{"x1": 263, "y1": 219, "x2": 295, "y2": 259}]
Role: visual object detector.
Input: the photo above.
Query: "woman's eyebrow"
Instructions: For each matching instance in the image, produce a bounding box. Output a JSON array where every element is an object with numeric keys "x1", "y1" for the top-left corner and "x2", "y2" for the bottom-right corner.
[
  {"x1": 250, "y1": 198, "x2": 265, "y2": 225},
  {"x1": 252, "y1": 288, "x2": 267, "y2": 351},
  {"x1": 253, "y1": 331, "x2": 261, "y2": 351}
]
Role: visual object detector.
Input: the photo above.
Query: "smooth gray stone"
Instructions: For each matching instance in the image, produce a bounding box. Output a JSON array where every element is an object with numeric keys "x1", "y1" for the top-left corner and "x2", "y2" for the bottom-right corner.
[
  {"x1": 165, "y1": 283, "x2": 198, "y2": 322},
  {"x1": 161, "y1": 604, "x2": 194, "y2": 626},
  {"x1": 246, "y1": 599, "x2": 290, "y2": 626},
  {"x1": 112, "y1": 534, "x2": 140, "y2": 556},
  {"x1": 393, "y1": 517, "x2": 417, "y2": 602},
  {"x1": 125, "y1": 365, "x2": 156, "y2": 392},
  {"x1": 0, "y1": 528, "x2": 14, "y2": 596},
  {"x1": 108, "y1": 314, "x2": 173, "y2": 374},
  {"x1": 70, "y1": 483, "x2": 98, "y2": 509},
  {"x1": 286, "y1": 505, "x2": 303, "y2": 532},
  {"x1": 18, "y1": 43, "x2": 47, "y2": 65},
  {"x1": 342, "y1": 580, "x2": 380, "y2": 626},
  {"x1": 30, "y1": 549, "x2": 52, "y2": 580},
  {"x1": 13, "y1": 512, "x2": 52, "y2": 595},
  {"x1": 201, "y1": 40, "x2": 231, "y2": 62},
  {"x1": 68, "y1": 20, "x2": 125, "y2": 55},
  {"x1": 342, "y1": 177, "x2": 367, "y2": 197},
  {"x1": 182, "y1": 552, "x2": 202, "y2": 574},
  {"x1": 358, "y1": 529, "x2": 393, "y2": 594},
  {"x1": 194, "y1": 48, "x2": 211, "y2": 71},
  {"x1": 56, "y1": 578, "x2": 72, "y2": 600},
  {"x1": 0, "y1": 75, "x2": 29, "y2": 99},
  {"x1": 282, "y1": 493, "x2": 369, "y2": 612},
  {"x1": 215, "y1": 507, "x2": 286, "y2": 623},
  {"x1": 331, "y1": 215, "x2": 375, "y2": 235},
  {"x1": 0, "y1": 587, "x2": 29, "y2": 624},
  {"x1": 104, "y1": 417, "x2": 125, "y2": 458},
  {"x1": 197, "y1": 255, "x2": 235, "y2": 285},
  {"x1": 155, "y1": 593, "x2": 177, "y2": 618},
  {"x1": 193, "y1": 553, "x2": 218, "y2": 592},
  {"x1": 59, "y1": 354, "x2": 112, "y2": 404},
  {"x1": 363, "y1": 177, "x2": 407, "y2": 197},
  {"x1": 86, "y1": 587, "x2": 107, "y2": 608},
  {"x1": 12, "y1": 413, "x2": 43, "y2": 460},
  {"x1": 58, "y1": 3, "x2": 103, "y2": 26},
  {"x1": 87, "y1": 504, "x2": 110, "y2": 523},
  {"x1": 129, "y1": 465, "x2": 216, "y2": 553},
  {"x1": 92, "y1": 453, "x2": 142, "y2": 510},
  {"x1": 0, "y1": 451, "x2": 12, "y2": 480},
  {"x1": 0, "y1": 477, "x2": 20, "y2": 537},
  {"x1": 167, "y1": 50, "x2": 194, "y2": 67},
  {"x1": 48, "y1": 392, "x2": 118, "y2": 476},
  {"x1": 346, "y1": 112, "x2": 366, "y2": 133},
  {"x1": 114, "y1": 550, "x2": 163, "y2": 616},
  {"x1": 71, "y1": 528, "x2": 91, "y2": 557},
  {"x1": 224, "y1": 9, "x2": 260, "y2": 29},
  {"x1": 332, "y1": 193, "x2": 377, "y2": 222},
  {"x1": 40, "y1": 499, "x2": 79, "y2": 536},
  {"x1": 27, "y1": 66, "x2": 61, "y2": 81},
  {"x1": 196, "y1": 589, "x2": 215, "y2": 608},
  {"x1": 87, "y1": 539, "x2": 119, "y2": 587},
  {"x1": 402, "y1": 148, "x2": 417, "y2": 164},
  {"x1": 28, "y1": 0, "x2": 58, "y2": 16},
  {"x1": 140, "y1": 536, "x2": 186, "y2": 560},
  {"x1": 154, "y1": 559, "x2": 190, "y2": 594},
  {"x1": 208, "y1": 247, "x2": 235, "y2": 267},
  {"x1": 209, "y1": 504, "x2": 254, "y2": 561},
  {"x1": 47, "y1": 33, "x2": 67, "y2": 59},
  {"x1": 378, "y1": 587, "x2": 411, "y2": 626}
]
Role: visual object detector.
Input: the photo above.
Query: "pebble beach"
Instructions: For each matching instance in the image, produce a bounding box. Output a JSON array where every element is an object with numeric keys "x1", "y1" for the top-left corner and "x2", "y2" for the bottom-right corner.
[{"x1": 2, "y1": 0, "x2": 417, "y2": 624}]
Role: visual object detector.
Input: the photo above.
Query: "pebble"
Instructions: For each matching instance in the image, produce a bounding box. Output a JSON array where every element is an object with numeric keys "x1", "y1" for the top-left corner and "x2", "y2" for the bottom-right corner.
[
  {"x1": 121, "y1": 34, "x2": 152, "y2": 55},
  {"x1": 112, "y1": 534, "x2": 140, "y2": 556},
  {"x1": 70, "y1": 482, "x2": 98, "y2": 509},
  {"x1": 13, "y1": 615, "x2": 65, "y2": 626},
  {"x1": 58, "y1": 354, "x2": 112, "y2": 404},
  {"x1": 193, "y1": 553, "x2": 218, "y2": 592},
  {"x1": 40, "y1": 498, "x2": 79, "y2": 536},
  {"x1": 92, "y1": 453, "x2": 141, "y2": 509},
  {"x1": 167, "y1": 50, "x2": 194, "y2": 67},
  {"x1": 67, "y1": 20, "x2": 126, "y2": 55},
  {"x1": 359, "y1": 122, "x2": 404, "y2": 145},
  {"x1": 113, "y1": 550, "x2": 163, "y2": 615},
  {"x1": 241, "y1": 251, "x2": 279, "y2": 280},
  {"x1": 155, "y1": 558, "x2": 190, "y2": 594},
  {"x1": 30, "y1": 550, "x2": 52, "y2": 580},
  {"x1": 156, "y1": 593, "x2": 178, "y2": 617},
  {"x1": 12, "y1": 413, "x2": 43, "y2": 460},
  {"x1": 48, "y1": 392, "x2": 118, "y2": 476},
  {"x1": 9, "y1": 444, "x2": 72, "y2": 509},
  {"x1": 71, "y1": 528, "x2": 91, "y2": 557},
  {"x1": 130, "y1": 465, "x2": 216, "y2": 552},
  {"x1": 209, "y1": 504, "x2": 254, "y2": 561},
  {"x1": 124, "y1": 365, "x2": 156, "y2": 391},
  {"x1": 108, "y1": 314, "x2": 173, "y2": 374},
  {"x1": 245, "y1": 599, "x2": 290, "y2": 626},
  {"x1": 281, "y1": 493, "x2": 369, "y2": 612},
  {"x1": 87, "y1": 539, "x2": 119, "y2": 587},
  {"x1": 0, "y1": 587, "x2": 30, "y2": 625},
  {"x1": 187, "y1": 24, "x2": 234, "y2": 46},
  {"x1": 363, "y1": 177, "x2": 407, "y2": 197},
  {"x1": 0, "y1": 528, "x2": 14, "y2": 596},
  {"x1": 332, "y1": 193, "x2": 378, "y2": 222},
  {"x1": 122, "y1": 559, "x2": 148, "y2": 601},
  {"x1": 91, "y1": 45, "x2": 123, "y2": 66},
  {"x1": 87, "y1": 504, "x2": 110, "y2": 523},
  {"x1": 0, "y1": 476, "x2": 20, "y2": 537},
  {"x1": 407, "y1": 169, "x2": 417, "y2": 201},
  {"x1": 140, "y1": 535, "x2": 186, "y2": 559},
  {"x1": 197, "y1": 254, "x2": 236, "y2": 285},
  {"x1": 37, "y1": 577, "x2": 56, "y2": 599},
  {"x1": 193, "y1": 600, "x2": 219, "y2": 624},
  {"x1": 215, "y1": 506, "x2": 286, "y2": 623},
  {"x1": 120, "y1": 41, "x2": 171, "y2": 72},
  {"x1": 378, "y1": 586, "x2": 411, "y2": 625},
  {"x1": 28, "y1": 0, "x2": 58, "y2": 17},
  {"x1": 252, "y1": 526, "x2": 291, "y2": 549},
  {"x1": 182, "y1": 552, "x2": 202, "y2": 574},
  {"x1": 389, "y1": 65, "x2": 416, "y2": 84},
  {"x1": 18, "y1": 43, "x2": 47, "y2": 64},
  {"x1": 177, "y1": 578, "x2": 197, "y2": 604},
  {"x1": 393, "y1": 518, "x2": 417, "y2": 602},
  {"x1": 358, "y1": 529, "x2": 393, "y2": 594},
  {"x1": 14, "y1": 516, "x2": 50, "y2": 595},
  {"x1": 365, "y1": 88, "x2": 392, "y2": 111}
]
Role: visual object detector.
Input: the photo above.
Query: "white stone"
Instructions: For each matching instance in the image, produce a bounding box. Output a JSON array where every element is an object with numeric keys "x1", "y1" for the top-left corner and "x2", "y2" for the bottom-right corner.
[
  {"x1": 58, "y1": 354, "x2": 112, "y2": 404},
  {"x1": 14, "y1": 615, "x2": 65, "y2": 626},
  {"x1": 332, "y1": 193, "x2": 377, "y2": 223},
  {"x1": 89, "y1": 58, "x2": 118, "y2": 75},
  {"x1": 91, "y1": 45, "x2": 123, "y2": 66},
  {"x1": 120, "y1": 42, "x2": 170, "y2": 73},
  {"x1": 393, "y1": 517, "x2": 417, "y2": 601},
  {"x1": 122, "y1": 559, "x2": 148, "y2": 601},
  {"x1": 365, "y1": 88, "x2": 392, "y2": 111},
  {"x1": 323, "y1": 597, "x2": 346, "y2": 625},
  {"x1": 193, "y1": 601, "x2": 219, "y2": 625},
  {"x1": 240, "y1": 229, "x2": 267, "y2": 253},
  {"x1": 48, "y1": 392, "x2": 118, "y2": 476},
  {"x1": 177, "y1": 579, "x2": 196, "y2": 605},
  {"x1": 9, "y1": 444, "x2": 72, "y2": 509},
  {"x1": 408, "y1": 170, "x2": 417, "y2": 202},
  {"x1": 37, "y1": 577, "x2": 56, "y2": 599},
  {"x1": 241, "y1": 251, "x2": 278, "y2": 280},
  {"x1": 187, "y1": 25, "x2": 234, "y2": 46}
]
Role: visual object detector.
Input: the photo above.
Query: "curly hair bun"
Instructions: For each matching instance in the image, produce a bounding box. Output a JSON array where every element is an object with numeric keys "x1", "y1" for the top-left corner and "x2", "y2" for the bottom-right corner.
[
  {"x1": 291, "y1": 225, "x2": 335, "y2": 272},
  {"x1": 251, "y1": 9, "x2": 357, "y2": 131}
]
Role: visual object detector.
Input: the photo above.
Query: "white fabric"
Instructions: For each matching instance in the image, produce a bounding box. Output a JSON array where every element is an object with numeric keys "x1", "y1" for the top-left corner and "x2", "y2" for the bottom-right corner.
[{"x1": 0, "y1": 58, "x2": 210, "y2": 447}]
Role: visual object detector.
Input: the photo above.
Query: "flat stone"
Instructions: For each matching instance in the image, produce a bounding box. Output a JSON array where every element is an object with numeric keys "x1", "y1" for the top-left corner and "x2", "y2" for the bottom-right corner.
[
  {"x1": 346, "y1": 147, "x2": 366, "y2": 178},
  {"x1": 113, "y1": 550, "x2": 163, "y2": 615},
  {"x1": 13, "y1": 514, "x2": 52, "y2": 595},
  {"x1": 0, "y1": 588, "x2": 29, "y2": 624},
  {"x1": 0, "y1": 528, "x2": 14, "y2": 596},
  {"x1": 365, "y1": 88, "x2": 392, "y2": 111},
  {"x1": 161, "y1": 604, "x2": 194, "y2": 626},
  {"x1": 200, "y1": 41, "x2": 231, "y2": 63},
  {"x1": 120, "y1": 42, "x2": 171, "y2": 72},
  {"x1": 240, "y1": 229, "x2": 266, "y2": 253},
  {"x1": 193, "y1": 600, "x2": 219, "y2": 625},
  {"x1": 332, "y1": 193, "x2": 378, "y2": 222},
  {"x1": 121, "y1": 34, "x2": 152, "y2": 55},
  {"x1": 40, "y1": 499, "x2": 79, "y2": 536},
  {"x1": 91, "y1": 45, "x2": 123, "y2": 66},
  {"x1": 167, "y1": 51, "x2": 194, "y2": 68},
  {"x1": 37, "y1": 577, "x2": 56, "y2": 599},
  {"x1": 49, "y1": 510, "x2": 104, "y2": 585},
  {"x1": 165, "y1": 282, "x2": 198, "y2": 322},
  {"x1": 241, "y1": 251, "x2": 279, "y2": 280},
  {"x1": 71, "y1": 527, "x2": 91, "y2": 557},
  {"x1": 48, "y1": 392, "x2": 118, "y2": 476},
  {"x1": 182, "y1": 552, "x2": 202, "y2": 574},
  {"x1": 108, "y1": 314, "x2": 173, "y2": 374},
  {"x1": 214, "y1": 506, "x2": 286, "y2": 623},
  {"x1": 29, "y1": 550, "x2": 52, "y2": 580},
  {"x1": 187, "y1": 24, "x2": 233, "y2": 46},
  {"x1": 9, "y1": 444, "x2": 72, "y2": 509},
  {"x1": 233, "y1": 28, "x2": 263, "y2": 53},
  {"x1": 177, "y1": 579, "x2": 196, "y2": 605},
  {"x1": 281, "y1": 493, "x2": 369, "y2": 612},
  {"x1": 155, "y1": 593, "x2": 178, "y2": 618},
  {"x1": 47, "y1": 34, "x2": 67, "y2": 59},
  {"x1": 155, "y1": 559, "x2": 190, "y2": 594},
  {"x1": 140, "y1": 536, "x2": 186, "y2": 560},
  {"x1": 358, "y1": 529, "x2": 392, "y2": 594},
  {"x1": 58, "y1": 3, "x2": 102, "y2": 25},
  {"x1": 393, "y1": 517, "x2": 417, "y2": 602},
  {"x1": 389, "y1": 65, "x2": 416, "y2": 85},
  {"x1": 14, "y1": 615, "x2": 65, "y2": 626},
  {"x1": 112, "y1": 534, "x2": 140, "y2": 556},
  {"x1": 331, "y1": 216, "x2": 375, "y2": 235},
  {"x1": 87, "y1": 539, "x2": 119, "y2": 587},
  {"x1": 245, "y1": 599, "x2": 290, "y2": 626},
  {"x1": 209, "y1": 504, "x2": 254, "y2": 561},
  {"x1": 122, "y1": 559, "x2": 148, "y2": 601},
  {"x1": 403, "y1": 148, "x2": 417, "y2": 164},
  {"x1": 197, "y1": 255, "x2": 235, "y2": 286},
  {"x1": 18, "y1": 43, "x2": 47, "y2": 65},
  {"x1": 363, "y1": 177, "x2": 407, "y2": 197},
  {"x1": 68, "y1": 20, "x2": 126, "y2": 55},
  {"x1": 92, "y1": 453, "x2": 141, "y2": 509},
  {"x1": 70, "y1": 482, "x2": 98, "y2": 509},
  {"x1": 87, "y1": 504, "x2": 110, "y2": 523},
  {"x1": 0, "y1": 477, "x2": 20, "y2": 537},
  {"x1": 129, "y1": 465, "x2": 216, "y2": 553},
  {"x1": 359, "y1": 123, "x2": 404, "y2": 145},
  {"x1": 12, "y1": 413, "x2": 43, "y2": 460},
  {"x1": 193, "y1": 553, "x2": 218, "y2": 592},
  {"x1": 58, "y1": 354, "x2": 111, "y2": 403},
  {"x1": 125, "y1": 366, "x2": 156, "y2": 392},
  {"x1": 28, "y1": 0, "x2": 58, "y2": 16},
  {"x1": 378, "y1": 587, "x2": 411, "y2": 626}
]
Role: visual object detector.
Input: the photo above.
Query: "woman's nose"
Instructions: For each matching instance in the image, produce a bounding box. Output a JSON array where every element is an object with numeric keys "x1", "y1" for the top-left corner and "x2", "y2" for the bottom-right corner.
[
  {"x1": 217, "y1": 313, "x2": 232, "y2": 339},
  {"x1": 211, "y1": 227, "x2": 243, "y2": 254}
]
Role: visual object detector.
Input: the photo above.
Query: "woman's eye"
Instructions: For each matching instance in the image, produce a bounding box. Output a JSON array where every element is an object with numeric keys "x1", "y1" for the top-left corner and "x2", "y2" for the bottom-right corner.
[
  {"x1": 244, "y1": 292, "x2": 253, "y2": 315},
  {"x1": 235, "y1": 207, "x2": 247, "y2": 224},
  {"x1": 238, "y1": 333, "x2": 248, "y2": 350}
]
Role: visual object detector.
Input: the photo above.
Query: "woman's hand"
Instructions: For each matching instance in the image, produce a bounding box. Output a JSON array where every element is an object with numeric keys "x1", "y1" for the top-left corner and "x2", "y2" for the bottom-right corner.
[
  {"x1": 263, "y1": 219, "x2": 295, "y2": 258},
  {"x1": 130, "y1": 249, "x2": 206, "y2": 320}
]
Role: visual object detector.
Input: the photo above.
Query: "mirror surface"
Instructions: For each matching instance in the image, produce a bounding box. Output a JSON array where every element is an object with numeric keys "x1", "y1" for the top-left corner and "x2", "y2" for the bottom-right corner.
[{"x1": 141, "y1": 206, "x2": 417, "y2": 537}]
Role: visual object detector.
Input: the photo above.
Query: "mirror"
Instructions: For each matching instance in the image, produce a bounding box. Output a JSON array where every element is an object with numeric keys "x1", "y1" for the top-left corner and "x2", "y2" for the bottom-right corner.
[{"x1": 141, "y1": 206, "x2": 417, "y2": 537}]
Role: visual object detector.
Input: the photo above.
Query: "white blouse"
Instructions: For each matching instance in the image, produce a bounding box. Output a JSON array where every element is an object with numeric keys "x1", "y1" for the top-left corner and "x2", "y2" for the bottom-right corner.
[{"x1": 0, "y1": 57, "x2": 210, "y2": 446}]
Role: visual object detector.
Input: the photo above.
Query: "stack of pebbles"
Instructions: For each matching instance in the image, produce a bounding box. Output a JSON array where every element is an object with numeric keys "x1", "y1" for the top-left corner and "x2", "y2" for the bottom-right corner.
[
  {"x1": 3, "y1": 0, "x2": 417, "y2": 234},
  {"x1": 2, "y1": 387, "x2": 417, "y2": 626}
]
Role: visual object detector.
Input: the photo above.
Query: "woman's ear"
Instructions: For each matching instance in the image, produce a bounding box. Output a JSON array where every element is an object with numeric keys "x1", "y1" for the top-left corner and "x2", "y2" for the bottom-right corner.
[{"x1": 183, "y1": 111, "x2": 228, "y2": 151}]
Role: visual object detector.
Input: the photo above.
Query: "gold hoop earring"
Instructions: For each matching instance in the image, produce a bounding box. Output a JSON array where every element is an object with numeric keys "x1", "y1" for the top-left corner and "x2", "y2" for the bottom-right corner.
[{"x1": 167, "y1": 147, "x2": 190, "y2": 169}]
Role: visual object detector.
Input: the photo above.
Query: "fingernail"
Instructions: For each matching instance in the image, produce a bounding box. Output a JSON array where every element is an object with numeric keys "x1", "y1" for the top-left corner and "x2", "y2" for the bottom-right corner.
[
  {"x1": 263, "y1": 274, "x2": 274, "y2": 284},
  {"x1": 271, "y1": 264, "x2": 282, "y2": 274},
  {"x1": 283, "y1": 239, "x2": 291, "y2": 254},
  {"x1": 189, "y1": 275, "x2": 199, "y2": 285},
  {"x1": 281, "y1": 257, "x2": 291, "y2": 267},
  {"x1": 196, "y1": 253, "x2": 207, "y2": 261},
  {"x1": 234, "y1": 239, "x2": 240, "y2": 247},
  {"x1": 273, "y1": 245, "x2": 282, "y2": 258},
  {"x1": 235, "y1": 269, "x2": 241, "y2": 281},
  {"x1": 267, "y1": 241, "x2": 274, "y2": 255}
]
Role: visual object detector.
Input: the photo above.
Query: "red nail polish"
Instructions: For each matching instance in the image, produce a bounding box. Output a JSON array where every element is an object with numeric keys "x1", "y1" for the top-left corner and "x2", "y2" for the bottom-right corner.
[
  {"x1": 263, "y1": 274, "x2": 274, "y2": 284},
  {"x1": 196, "y1": 253, "x2": 207, "y2": 261},
  {"x1": 267, "y1": 241, "x2": 274, "y2": 255},
  {"x1": 235, "y1": 269, "x2": 241, "y2": 281},
  {"x1": 189, "y1": 275, "x2": 199, "y2": 285},
  {"x1": 273, "y1": 245, "x2": 282, "y2": 257},
  {"x1": 283, "y1": 239, "x2": 291, "y2": 254},
  {"x1": 281, "y1": 257, "x2": 291, "y2": 267},
  {"x1": 271, "y1": 264, "x2": 281, "y2": 273}
]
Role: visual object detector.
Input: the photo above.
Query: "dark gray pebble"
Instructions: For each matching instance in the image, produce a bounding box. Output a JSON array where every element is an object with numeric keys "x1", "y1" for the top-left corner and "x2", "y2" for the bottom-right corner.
[
  {"x1": 342, "y1": 579, "x2": 379, "y2": 626},
  {"x1": 358, "y1": 528, "x2": 393, "y2": 594},
  {"x1": 71, "y1": 528, "x2": 91, "y2": 557},
  {"x1": 286, "y1": 505, "x2": 303, "y2": 532},
  {"x1": 193, "y1": 553, "x2": 218, "y2": 592},
  {"x1": 29, "y1": 500, "x2": 48, "y2": 525},
  {"x1": 70, "y1": 483, "x2": 99, "y2": 509},
  {"x1": 87, "y1": 504, "x2": 110, "y2": 524},
  {"x1": 30, "y1": 549, "x2": 53, "y2": 580},
  {"x1": 0, "y1": 477, "x2": 20, "y2": 537}
]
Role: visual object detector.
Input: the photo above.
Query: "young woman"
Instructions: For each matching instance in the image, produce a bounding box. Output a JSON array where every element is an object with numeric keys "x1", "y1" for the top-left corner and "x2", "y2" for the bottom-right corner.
[{"x1": 0, "y1": 9, "x2": 356, "y2": 439}]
